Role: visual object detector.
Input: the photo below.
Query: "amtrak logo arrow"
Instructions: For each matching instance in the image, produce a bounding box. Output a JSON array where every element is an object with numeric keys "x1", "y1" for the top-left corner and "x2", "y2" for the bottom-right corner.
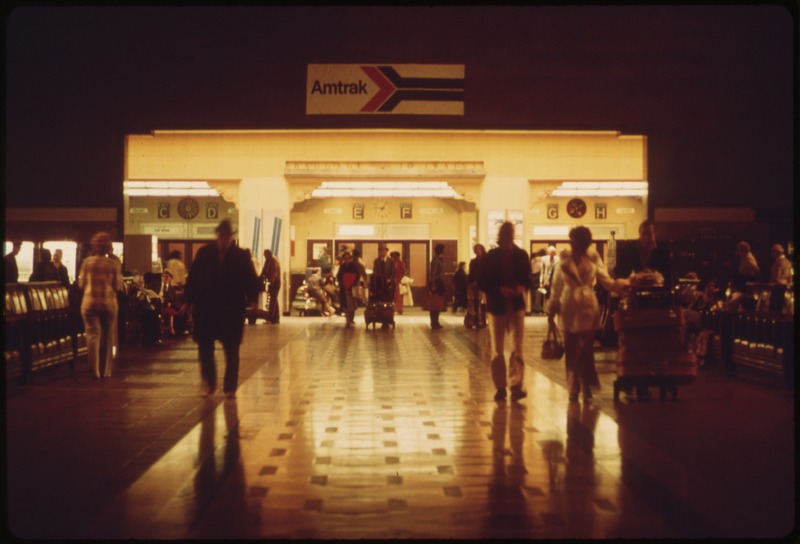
[{"x1": 360, "y1": 65, "x2": 465, "y2": 113}]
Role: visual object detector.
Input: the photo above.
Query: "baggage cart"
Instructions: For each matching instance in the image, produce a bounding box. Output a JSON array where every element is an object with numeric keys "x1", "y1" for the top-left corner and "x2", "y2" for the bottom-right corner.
[
  {"x1": 613, "y1": 287, "x2": 697, "y2": 401},
  {"x1": 365, "y1": 274, "x2": 395, "y2": 329},
  {"x1": 364, "y1": 300, "x2": 395, "y2": 329}
]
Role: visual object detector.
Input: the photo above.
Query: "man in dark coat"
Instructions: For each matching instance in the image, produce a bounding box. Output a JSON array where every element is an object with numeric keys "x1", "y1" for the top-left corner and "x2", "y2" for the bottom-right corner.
[
  {"x1": 5, "y1": 241, "x2": 22, "y2": 283},
  {"x1": 185, "y1": 219, "x2": 259, "y2": 399},
  {"x1": 479, "y1": 221, "x2": 532, "y2": 402},
  {"x1": 614, "y1": 220, "x2": 672, "y2": 285}
]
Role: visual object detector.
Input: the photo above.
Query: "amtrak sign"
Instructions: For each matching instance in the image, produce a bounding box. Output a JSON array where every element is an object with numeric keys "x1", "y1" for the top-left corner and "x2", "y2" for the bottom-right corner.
[{"x1": 307, "y1": 64, "x2": 465, "y2": 115}]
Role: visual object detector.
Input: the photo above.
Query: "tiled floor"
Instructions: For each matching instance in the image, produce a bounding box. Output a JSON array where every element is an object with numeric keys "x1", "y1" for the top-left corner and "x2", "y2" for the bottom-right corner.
[{"x1": 5, "y1": 309, "x2": 796, "y2": 539}]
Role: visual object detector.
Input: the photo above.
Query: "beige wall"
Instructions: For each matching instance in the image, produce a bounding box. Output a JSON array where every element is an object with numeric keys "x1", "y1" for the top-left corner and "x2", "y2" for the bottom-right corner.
[
  {"x1": 126, "y1": 196, "x2": 238, "y2": 239},
  {"x1": 124, "y1": 129, "x2": 648, "y2": 274},
  {"x1": 126, "y1": 130, "x2": 646, "y2": 180},
  {"x1": 291, "y1": 196, "x2": 473, "y2": 269}
]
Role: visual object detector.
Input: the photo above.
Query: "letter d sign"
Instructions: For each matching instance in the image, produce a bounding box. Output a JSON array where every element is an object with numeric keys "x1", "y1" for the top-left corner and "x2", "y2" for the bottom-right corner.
[{"x1": 206, "y1": 203, "x2": 219, "y2": 220}]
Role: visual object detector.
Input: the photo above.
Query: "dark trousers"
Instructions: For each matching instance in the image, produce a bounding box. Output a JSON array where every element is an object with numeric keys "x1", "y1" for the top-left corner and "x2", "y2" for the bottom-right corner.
[
  {"x1": 430, "y1": 310, "x2": 441, "y2": 327},
  {"x1": 197, "y1": 335, "x2": 241, "y2": 394},
  {"x1": 268, "y1": 285, "x2": 281, "y2": 323}
]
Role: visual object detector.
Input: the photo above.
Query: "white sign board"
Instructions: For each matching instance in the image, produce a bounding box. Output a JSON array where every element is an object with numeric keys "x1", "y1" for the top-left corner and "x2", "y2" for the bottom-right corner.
[{"x1": 307, "y1": 64, "x2": 465, "y2": 115}]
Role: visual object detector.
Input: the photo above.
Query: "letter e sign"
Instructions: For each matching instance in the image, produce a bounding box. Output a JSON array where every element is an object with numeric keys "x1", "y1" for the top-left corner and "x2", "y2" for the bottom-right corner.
[
  {"x1": 547, "y1": 204, "x2": 559, "y2": 219},
  {"x1": 353, "y1": 204, "x2": 364, "y2": 219}
]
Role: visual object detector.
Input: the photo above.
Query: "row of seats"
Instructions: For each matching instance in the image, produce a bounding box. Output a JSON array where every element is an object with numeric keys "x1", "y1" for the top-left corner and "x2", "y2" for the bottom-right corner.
[
  {"x1": 4, "y1": 281, "x2": 86, "y2": 383},
  {"x1": 700, "y1": 308, "x2": 794, "y2": 381}
]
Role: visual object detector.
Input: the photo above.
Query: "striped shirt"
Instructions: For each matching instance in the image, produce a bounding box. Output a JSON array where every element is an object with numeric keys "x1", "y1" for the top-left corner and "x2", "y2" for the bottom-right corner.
[{"x1": 78, "y1": 255, "x2": 122, "y2": 311}]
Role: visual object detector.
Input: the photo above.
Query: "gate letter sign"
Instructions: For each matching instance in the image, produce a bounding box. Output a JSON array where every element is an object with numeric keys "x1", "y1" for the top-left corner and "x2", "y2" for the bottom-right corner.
[{"x1": 307, "y1": 64, "x2": 465, "y2": 115}]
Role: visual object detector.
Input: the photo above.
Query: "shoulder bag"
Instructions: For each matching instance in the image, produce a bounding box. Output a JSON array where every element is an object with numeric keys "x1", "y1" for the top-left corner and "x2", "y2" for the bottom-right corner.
[{"x1": 541, "y1": 321, "x2": 565, "y2": 360}]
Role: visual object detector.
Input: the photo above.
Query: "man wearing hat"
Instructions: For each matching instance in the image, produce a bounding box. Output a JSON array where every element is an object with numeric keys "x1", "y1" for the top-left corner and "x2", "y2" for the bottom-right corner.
[
  {"x1": 184, "y1": 219, "x2": 259, "y2": 398},
  {"x1": 371, "y1": 244, "x2": 395, "y2": 303}
]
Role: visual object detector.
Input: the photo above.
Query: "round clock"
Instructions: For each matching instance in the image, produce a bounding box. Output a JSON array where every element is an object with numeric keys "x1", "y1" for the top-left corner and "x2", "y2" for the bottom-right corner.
[
  {"x1": 177, "y1": 198, "x2": 200, "y2": 220},
  {"x1": 566, "y1": 198, "x2": 587, "y2": 219},
  {"x1": 373, "y1": 200, "x2": 389, "y2": 219}
]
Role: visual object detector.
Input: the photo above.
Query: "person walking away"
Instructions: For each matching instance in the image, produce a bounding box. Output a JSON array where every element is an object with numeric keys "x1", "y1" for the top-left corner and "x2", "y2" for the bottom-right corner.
[
  {"x1": 78, "y1": 232, "x2": 122, "y2": 379},
  {"x1": 53, "y1": 249, "x2": 71, "y2": 287},
  {"x1": 260, "y1": 249, "x2": 282, "y2": 323},
  {"x1": 391, "y1": 251, "x2": 406, "y2": 314},
  {"x1": 547, "y1": 226, "x2": 629, "y2": 402},
  {"x1": 428, "y1": 243, "x2": 446, "y2": 329},
  {"x1": 478, "y1": 222, "x2": 532, "y2": 402},
  {"x1": 452, "y1": 261, "x2": 468, "y2": 312},
  {"x1": 336, "y1": 252, "x2": 360, "y2": 326},
  {"x1": 184, "y1": 219, "x2": 259, "y2": 399},
  {"x1": 468, "y1": 244, "x2": 488, "y2": 328},
  {"x1": 29, "y1": 248, "x2": 60, "y2": 282}
]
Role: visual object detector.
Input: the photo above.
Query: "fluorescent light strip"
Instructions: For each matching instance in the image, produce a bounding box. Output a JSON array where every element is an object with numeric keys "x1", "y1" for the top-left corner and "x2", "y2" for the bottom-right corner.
[
  {"x1": 124, "y1": 181, "x2": 219, "y2": 197},
  {"x1": 561, "y1": 181, "x2": 648, "y2": 189},
  {"x1": 552, "y1": 181, "x2": 648, "y2": 197},
  {"x1": 551, "y1": 189, "x2": 648, "y2": 197},
  {"x1": 125, "y1": 188, "x2": 219, "y2": 197},
  {"x1": 312, "y1": 181, "x2": 459, "y2": 198}
]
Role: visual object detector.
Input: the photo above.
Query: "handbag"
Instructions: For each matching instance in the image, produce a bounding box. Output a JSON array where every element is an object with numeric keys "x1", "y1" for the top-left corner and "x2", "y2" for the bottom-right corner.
[
  {"x1": 351, "y1": 284, "x2": 365, "y2": 302},
  {"x1": 541, "y1": 322, "x2": 565, "y2": 360},
  {"x1": 425, "y1": 293, "x2": 446, "y2": 312}
]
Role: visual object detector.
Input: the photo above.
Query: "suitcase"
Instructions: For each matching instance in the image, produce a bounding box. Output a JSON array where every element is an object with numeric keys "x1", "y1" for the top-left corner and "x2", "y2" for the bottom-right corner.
[
  {"x1": 613, "y1": 306, "x2": 697, "y2": 401},
  {"x1": 364, "y1": 300, "x2": 395, "y2": 329}
]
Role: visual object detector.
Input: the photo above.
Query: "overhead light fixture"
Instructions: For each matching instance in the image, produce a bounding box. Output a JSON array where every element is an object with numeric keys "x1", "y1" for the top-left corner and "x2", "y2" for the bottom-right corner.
[
  {"x1": 550, "y1": 181, "x2": 648, "y2": 197},
  {"x1": 124, "y1": 181, "x2": 219, "y2": 197},
  {"x1": 311, "y1": 181, "x2": 461, "y2": 199}
]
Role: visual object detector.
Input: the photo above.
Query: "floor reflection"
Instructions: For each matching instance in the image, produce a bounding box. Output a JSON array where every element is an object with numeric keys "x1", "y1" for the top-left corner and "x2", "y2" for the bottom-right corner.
[
  {"x1": 56, "y1": 313, "x2": 791, "y2": 539},
  {"x1": 188, "y1": 400, "x2": 247, "y2": 538},
  {"x1": 485, "y1": 404, "x2": 533, "y2": 537}
]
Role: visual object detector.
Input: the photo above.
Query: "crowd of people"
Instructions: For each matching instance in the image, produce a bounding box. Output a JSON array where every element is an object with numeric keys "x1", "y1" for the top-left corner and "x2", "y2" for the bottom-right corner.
[{"x1": 4, "y1": 216, "x2": 794, "y2": 402}]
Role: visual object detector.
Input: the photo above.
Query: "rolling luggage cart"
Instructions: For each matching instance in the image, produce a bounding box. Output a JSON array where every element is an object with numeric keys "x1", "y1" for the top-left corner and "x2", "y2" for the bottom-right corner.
[
  {"x1": 365, "y1": 274, "x2": 395, "y2": 329},
  {"x1": 612, "y1": 286, "x2": 697, "y2": 401}
]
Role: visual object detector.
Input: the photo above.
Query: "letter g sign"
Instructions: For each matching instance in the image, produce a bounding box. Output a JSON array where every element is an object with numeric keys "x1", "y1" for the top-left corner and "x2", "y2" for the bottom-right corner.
[{"x1": 547, "y1": 204, "x2": 559, "y2": 219}]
